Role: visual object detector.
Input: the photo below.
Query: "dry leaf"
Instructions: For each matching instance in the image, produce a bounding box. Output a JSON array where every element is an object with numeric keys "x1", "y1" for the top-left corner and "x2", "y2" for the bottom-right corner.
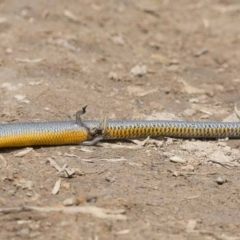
[
  {"x1": 80, "y1": 157, "x2": 127, "y2": 162},
  {"x1": 14, "y1": 148, "x2": 33, "y2": 157},
  {"x1": 150, "y1": 53, "x2": 170, "y2": 64},
  {"x1": 178, "y1": 78, "x2": 205, "y2": 94},
  {"x1": 52, "y1": 179, "x2": 61, "y2": 195},
  {"x1": 100, "y1": 142, "x2": 142, "y2": 149},
  {"x1": 127, "y1": 86, "x2": 157, "y2": 97},
  {"x1": 170, "y1": 156, "x2": 187, "y2": 164},
  {"x1": 130, "y1": 137, "x2": 150, "y2": 146},
  {"x1": 0, "y1": 154, "x2": 7, "y2": 170},
  {"x1": 64, "y1": 10, "x2": 78, "y2": 22},
  {"x1": 212, "y1": 4, "x2": 240, "y2": 13},
  {"x1": 47, "y1": 158, "x2": 62, "y2": 172},
  {"x1": 14, "y1": 58, "x2": 44, "y2": 63}
]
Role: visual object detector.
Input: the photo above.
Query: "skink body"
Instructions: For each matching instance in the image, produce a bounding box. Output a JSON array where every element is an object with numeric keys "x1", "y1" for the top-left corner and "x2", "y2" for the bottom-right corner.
[
  {"x1": 0, "y1": 121, "x2": 92, "y2": 148},
  {"x1": 0, "y1": 119, "x2": 240, "y2": 148},
  {"x1": 85, "y1": 120, "x2": 240, "y2": 139}
]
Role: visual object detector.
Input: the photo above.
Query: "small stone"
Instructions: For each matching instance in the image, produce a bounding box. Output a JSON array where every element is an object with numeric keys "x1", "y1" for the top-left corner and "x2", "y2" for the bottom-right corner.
[
  {"x1": 8, "y1": 189, "x2": 16, "y2": 195},
  {"x1": 181, "y1": 164, "x2": 194, "y2": 171},
  {"x1": 193, "y1": 48, "x2": 208, "y2": 57},
  {"x1": 5, "y1": 48, "x2": 13, "y2": 54},
  {"x1": 86, "y1": 196, "x2": 98, "y2": 203},
  {"x1": 105, "y1": 172, "x2": 116, "y2": 183},
  {"x1": 76, "y1": 196, "x2": 87, "y2": 205},
  {"x1": 18, "y1": 228, "x2": 30, "y2": 236},
  {"x1": 130, "y1": 64, "x2": 147, "y2": 77},
  {"x1": 163, "y1": 87, "x2": 171, "y2": 94},
  {"x1": 111, "y1": 35, "x2": 125, "y2": 45},
  {"x1": 172, "y1": 171, "x2": 180, "y2": 177},
  {"x1": 189, "y1": 98, "x2": 199, "y2": 103},
  {"x1": 163, "y1": 152, "x2": 173, "y2": 157},
  {"x1": 165, "y1": 138, "x2": 173, "y2": 145},
  {"x1": 108, "y1": 71, "x2": 122, "y2": 81},
  {"x1": 216, "y1": 177, "x2": 226, "y2": 185},
  {"x1": 186, "y1": 219, "x2": 197, "y2": 233},
  {"x1": 63, "y1": 197, "x2": 76, "y2": 206},
  {"x1": 223, "y1": 146, "x2": 231, "y2": 153},
  {"x1": 218, "y1": 142, "x2": 227, "y2": 147},
  {"x1": 62, "y1": 182, "x2": 71, "y2": 190}
]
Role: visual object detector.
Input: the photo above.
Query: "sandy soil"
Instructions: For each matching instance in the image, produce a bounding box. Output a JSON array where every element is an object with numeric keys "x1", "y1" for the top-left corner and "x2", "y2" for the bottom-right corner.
[{"x1": 0, "y1": 0, "x2": 240, "y2": 239}]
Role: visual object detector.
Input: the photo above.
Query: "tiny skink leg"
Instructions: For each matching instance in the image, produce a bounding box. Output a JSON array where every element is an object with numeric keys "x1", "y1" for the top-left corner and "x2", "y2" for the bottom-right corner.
[
  {"x1": 82, "y1": 135, "x2": 103, "y2": 146},
  {"x1": 75, "y1": 106, "x2": 106, "y2": 145},
  {"x1": 75, "y1": 105, "x2": 88, "y2": 128}
]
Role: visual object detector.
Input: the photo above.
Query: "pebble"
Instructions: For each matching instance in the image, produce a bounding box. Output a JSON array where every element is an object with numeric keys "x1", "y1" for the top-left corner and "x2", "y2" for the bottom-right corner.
[
  {"x1": 181, "y1": 164, "x2": 195, "y2": 171},
  {"x1": 189, "y1": 98, "x2": 199, "y2": 103},
  {"x1": 63, "y1": 197, "x2": 76, "y2": 206},
  {"x1": 130, "y1": 64, "x2": 147, "y2": 77},
  {"x1": 216, "y1": 177, "x2": 226, "y2": 185}
]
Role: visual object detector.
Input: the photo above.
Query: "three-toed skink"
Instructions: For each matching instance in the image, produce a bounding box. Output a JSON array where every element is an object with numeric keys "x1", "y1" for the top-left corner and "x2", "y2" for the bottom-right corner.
[{"x1": 0, "y1": 108, "x2": 240, "y2": 148}]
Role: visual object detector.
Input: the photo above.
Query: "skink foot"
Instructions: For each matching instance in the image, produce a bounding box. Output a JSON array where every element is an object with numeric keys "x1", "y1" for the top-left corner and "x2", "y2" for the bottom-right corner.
[
  {"x1": 82, "y1": 135, "x2": 103, "y2": 146},
  {"x1": 75, "y1": 105, "x2": 88, "y2": 128},
  {"x1": 87, "y1": 115, "x2": 108, "y2": 143},
  {"x1": 76, "y1": 106, "x2": 107, "y2": 144}
]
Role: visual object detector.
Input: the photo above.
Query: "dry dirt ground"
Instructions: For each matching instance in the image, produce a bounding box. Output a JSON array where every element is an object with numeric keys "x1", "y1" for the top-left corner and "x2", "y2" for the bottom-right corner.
[{"x1": 0, "y1": 0, "x2": 240, "y2": 239}]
